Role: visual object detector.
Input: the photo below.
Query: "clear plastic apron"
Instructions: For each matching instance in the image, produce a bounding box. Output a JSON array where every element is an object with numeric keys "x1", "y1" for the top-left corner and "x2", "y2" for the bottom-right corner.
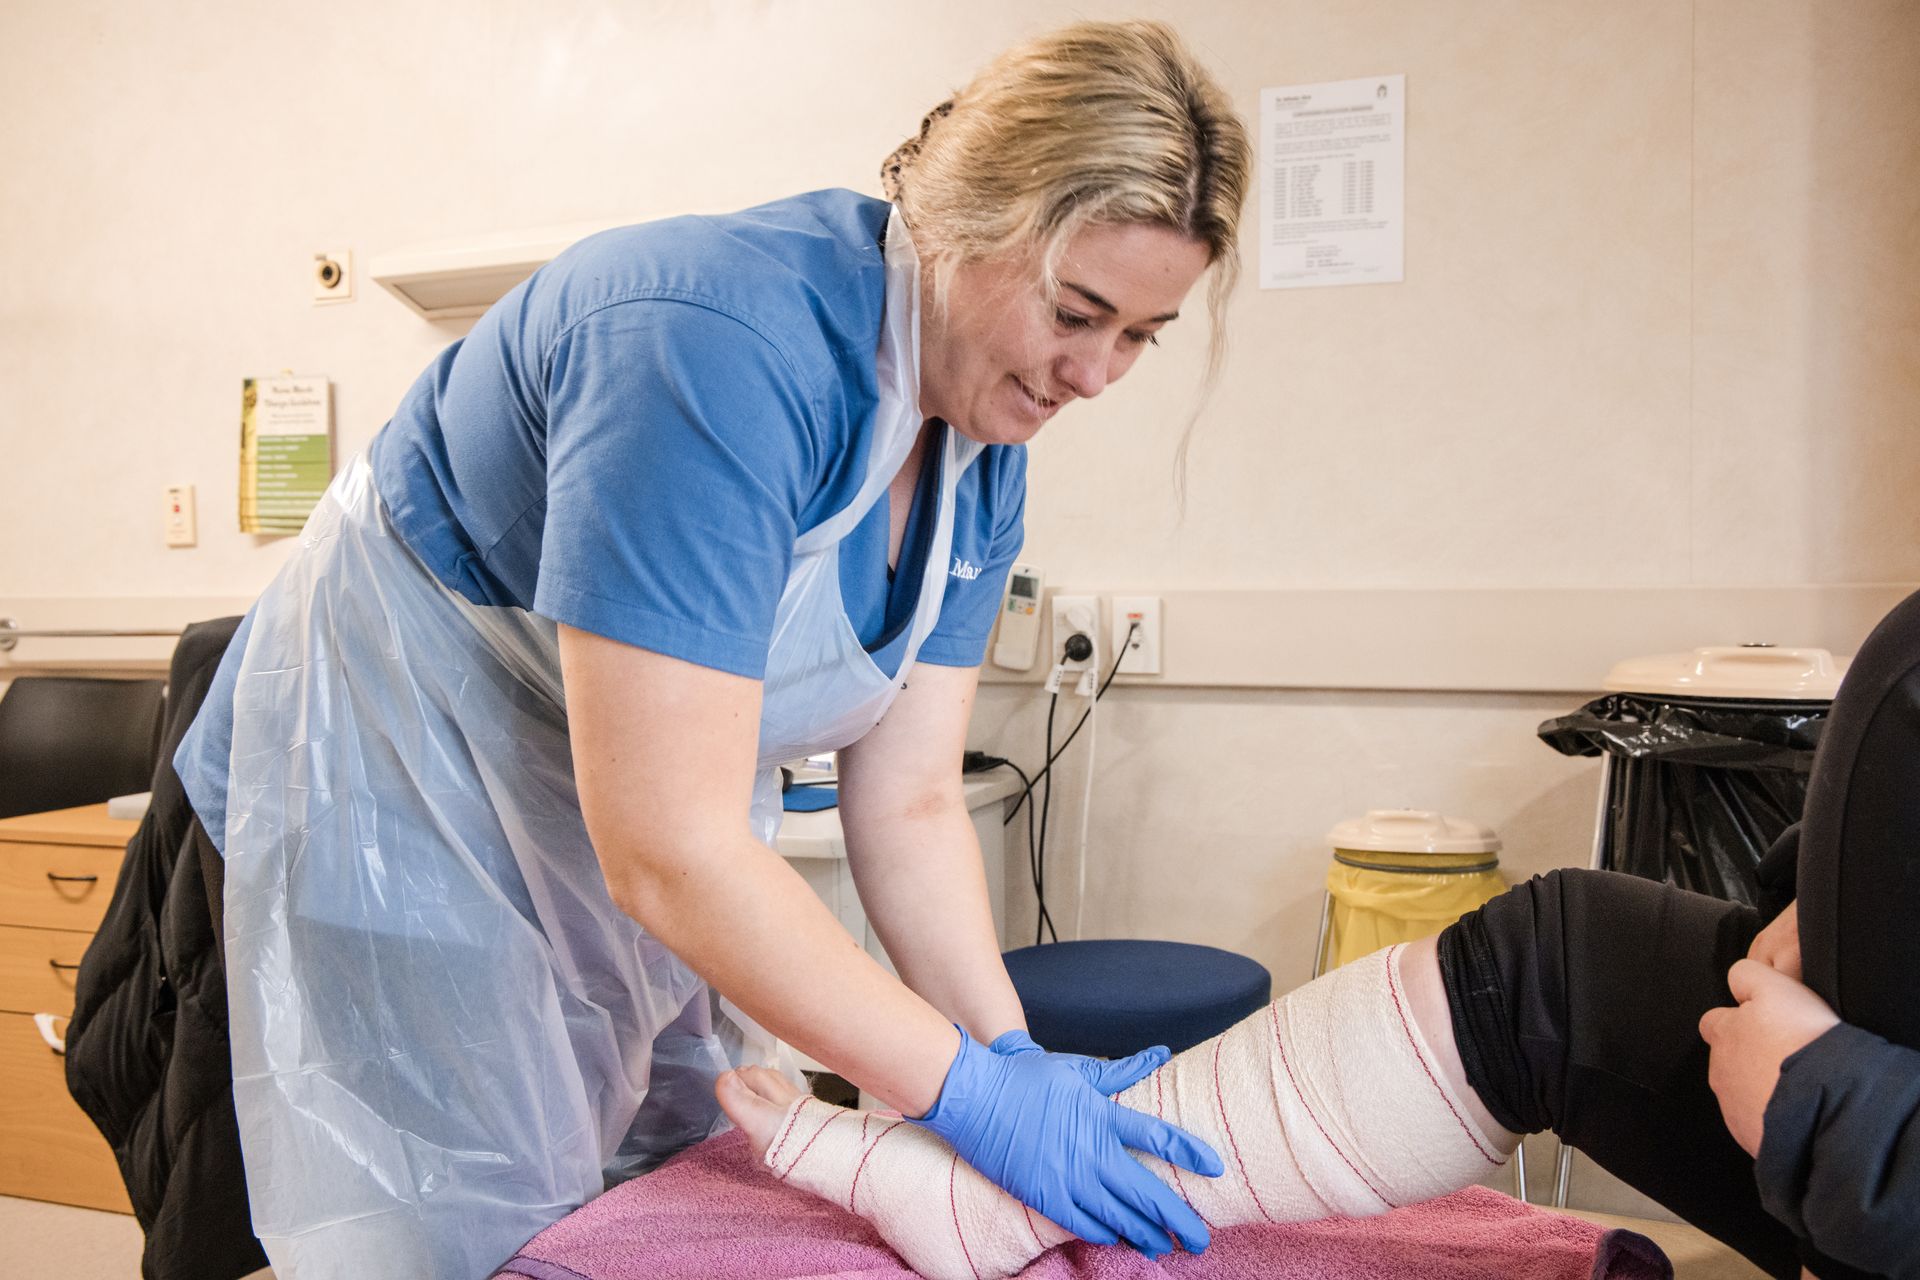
[{"x1": 220, "y1": 208, "x2": 982, "y2": 1279}]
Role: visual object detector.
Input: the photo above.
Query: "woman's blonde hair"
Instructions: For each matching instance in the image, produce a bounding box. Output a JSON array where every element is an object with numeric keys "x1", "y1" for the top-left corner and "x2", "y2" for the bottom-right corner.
[{"x1": 882, "y1": 20, "x2": 1251, "y2": 475}]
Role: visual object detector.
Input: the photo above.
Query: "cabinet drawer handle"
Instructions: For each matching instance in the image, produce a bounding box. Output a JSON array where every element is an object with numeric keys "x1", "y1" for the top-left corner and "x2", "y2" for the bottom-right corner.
[
  {"x1": 32, "y1": 1012, "x2": 66, "y2": 1055},
  {"x1": 45, "y1": 873, "x2": 100, "y2": 885},
  {"x1": 49, "y1": 959, "x2": 83, "y2": 973}
]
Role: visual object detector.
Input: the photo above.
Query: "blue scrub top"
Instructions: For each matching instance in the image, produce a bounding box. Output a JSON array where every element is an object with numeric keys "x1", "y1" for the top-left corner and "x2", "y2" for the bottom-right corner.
[
  {"x1": 375, "y1": 187, "x2": 1025, "y2": 676},
  {"x1": 179, "y1": 190, "x2": 1026, "y2": 849}
]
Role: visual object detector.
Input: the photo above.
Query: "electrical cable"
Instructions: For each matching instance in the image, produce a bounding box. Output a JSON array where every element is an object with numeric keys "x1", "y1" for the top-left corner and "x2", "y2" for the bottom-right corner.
[
  {"x1": 961, "y1": 624, "x2": 1143, "y2": 945},
  {"x1": 1036, "y1": 691, "x2": 1061, "y2": 944},
  {"x1": 960, "y1": 752, "x2": 1053, "y2": 943},
  {"x1": 998, "y1": 758, "x2": 1054, "y2": 945},
  {"x1": 1002, "y1": 623, "x2": 1138, "y2": 830},
  {"x1": 1073, "y1": 663, "x2": 1098, "y2": 940},
  {"x1": 1024, "y1": 622, "x2": 1137, "y2": 944}
]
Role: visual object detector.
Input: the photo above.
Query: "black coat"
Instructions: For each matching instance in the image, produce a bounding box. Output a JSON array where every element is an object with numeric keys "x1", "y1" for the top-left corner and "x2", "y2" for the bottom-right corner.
[{"x1": 65, "y1": 617, "x2": 267, "y2": 1280}]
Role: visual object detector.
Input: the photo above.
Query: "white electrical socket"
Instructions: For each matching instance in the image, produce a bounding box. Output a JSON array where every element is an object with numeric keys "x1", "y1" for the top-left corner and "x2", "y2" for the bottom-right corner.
[
  {"x1": 1111, "y1": 595, "x2": 1163, "y2": 675},
  {"x1": 163, "y1": 484, "x2": 197, "y2": 548},
  {"x1": 1050, "y1": 594, "x2": 1100, "y2": 677}
]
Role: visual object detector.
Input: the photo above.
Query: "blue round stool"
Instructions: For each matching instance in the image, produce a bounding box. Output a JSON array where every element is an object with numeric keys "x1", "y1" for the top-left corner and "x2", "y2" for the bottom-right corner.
[{"x1": 1001, "y1": 940, "x2": 1272, "y2": 1058}]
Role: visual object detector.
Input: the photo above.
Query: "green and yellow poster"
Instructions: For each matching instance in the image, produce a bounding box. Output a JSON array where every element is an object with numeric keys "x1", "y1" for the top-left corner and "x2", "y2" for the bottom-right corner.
[{"x1": 240, "y1": 376, "x2": 332, "y2": 534}]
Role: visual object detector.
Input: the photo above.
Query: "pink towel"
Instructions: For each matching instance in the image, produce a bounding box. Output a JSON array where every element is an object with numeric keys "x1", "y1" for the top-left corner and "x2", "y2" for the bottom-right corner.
[{"x1": 495, "y1": 1130, "x2": 1672, "y2": 1280}]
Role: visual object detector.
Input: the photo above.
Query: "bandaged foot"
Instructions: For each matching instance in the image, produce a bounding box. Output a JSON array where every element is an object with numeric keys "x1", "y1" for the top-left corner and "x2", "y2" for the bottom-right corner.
[{"x1": 719, "y1": 944, "x2": 1519, "y2": 1280}]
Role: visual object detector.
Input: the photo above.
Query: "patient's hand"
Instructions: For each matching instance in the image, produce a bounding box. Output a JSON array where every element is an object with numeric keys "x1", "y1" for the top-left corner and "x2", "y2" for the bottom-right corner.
[
  {"x1": 1698, "y1": 959, "x2": 1839, "y2": 1157},
  {"x1": 1747, "y1": 899, "x2": 1802, "y2": 981}
]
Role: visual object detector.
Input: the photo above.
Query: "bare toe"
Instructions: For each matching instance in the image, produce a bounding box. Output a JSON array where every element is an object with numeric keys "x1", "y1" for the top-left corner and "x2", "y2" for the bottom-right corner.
[
  {"x1": 738, "y1": 1064, "x2": 807, "y2": 1107},
  {"x1": 716, "y1": 1068, "x2": 791, "y2": 1161}
]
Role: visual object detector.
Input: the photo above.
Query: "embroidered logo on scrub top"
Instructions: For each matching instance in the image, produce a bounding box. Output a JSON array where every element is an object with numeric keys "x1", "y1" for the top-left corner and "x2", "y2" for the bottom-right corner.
[{"x1": 949, "y1": 557, "x2": 982, "y2": 580}]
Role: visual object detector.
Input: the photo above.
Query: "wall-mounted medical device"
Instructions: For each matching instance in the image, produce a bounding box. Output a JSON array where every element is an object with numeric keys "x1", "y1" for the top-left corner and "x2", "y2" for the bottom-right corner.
[{"x1": 992, "y1": 563, "x2": 1045, "y2": 670}]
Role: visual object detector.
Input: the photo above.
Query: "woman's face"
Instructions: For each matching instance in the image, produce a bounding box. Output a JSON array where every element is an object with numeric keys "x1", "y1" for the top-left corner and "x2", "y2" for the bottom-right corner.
[{"x1": 919, "y1": 223, "x2": 1213, "y2": 446}]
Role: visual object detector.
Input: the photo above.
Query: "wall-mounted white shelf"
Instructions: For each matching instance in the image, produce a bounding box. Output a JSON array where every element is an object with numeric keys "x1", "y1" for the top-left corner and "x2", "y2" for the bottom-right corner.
[{"x1": 368, "y1": 217, "x2": 634, "y2": 321}]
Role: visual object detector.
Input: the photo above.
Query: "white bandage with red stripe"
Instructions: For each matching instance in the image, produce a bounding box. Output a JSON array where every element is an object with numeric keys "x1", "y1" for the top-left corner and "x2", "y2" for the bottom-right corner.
[{"x1": 762, "y1": 945, "x2": 1515, "y2": 1280}]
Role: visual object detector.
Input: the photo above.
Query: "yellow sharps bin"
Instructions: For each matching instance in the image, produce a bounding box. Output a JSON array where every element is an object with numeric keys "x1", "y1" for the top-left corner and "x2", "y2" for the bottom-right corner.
[{"x1": 1313, "y1": 810, "x2": 1506, "y2": 976}]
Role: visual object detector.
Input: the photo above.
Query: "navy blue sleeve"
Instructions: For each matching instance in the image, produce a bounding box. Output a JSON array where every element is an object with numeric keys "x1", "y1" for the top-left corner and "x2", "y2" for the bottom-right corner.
[
  {"x1": 1756, "y1": 1022, "x2": 1920, "y2": 1278},
  {"x1": 535, "y1": 299, "x2": 825, "y2": 680},
  {"x1": 916, "y1": 443, "x2": 1028, "y2": 668}
]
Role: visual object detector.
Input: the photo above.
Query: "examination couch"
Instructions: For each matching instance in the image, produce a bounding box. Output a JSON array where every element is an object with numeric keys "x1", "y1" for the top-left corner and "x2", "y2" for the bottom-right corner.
[{"x1": 491, "y1": 1126, "x2": 1678, "y2": 1280}]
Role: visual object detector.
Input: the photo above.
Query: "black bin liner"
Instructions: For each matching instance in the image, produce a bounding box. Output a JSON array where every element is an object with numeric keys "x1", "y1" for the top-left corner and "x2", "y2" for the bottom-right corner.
[{"x1": 1537, "y1": 693, "x2": 1828, "y2": 906}]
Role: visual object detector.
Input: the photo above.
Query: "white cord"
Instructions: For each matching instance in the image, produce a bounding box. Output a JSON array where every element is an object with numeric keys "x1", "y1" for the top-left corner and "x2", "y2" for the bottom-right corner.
[{"x1": 1073, "y1": 670, "x2": 1098, "y2": 940}]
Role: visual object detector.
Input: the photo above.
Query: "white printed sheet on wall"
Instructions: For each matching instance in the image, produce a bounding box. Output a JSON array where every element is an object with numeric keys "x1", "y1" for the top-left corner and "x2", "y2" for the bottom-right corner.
[{"x1": 1259, "y1": 75, "x2": 1405, "y2": 290}]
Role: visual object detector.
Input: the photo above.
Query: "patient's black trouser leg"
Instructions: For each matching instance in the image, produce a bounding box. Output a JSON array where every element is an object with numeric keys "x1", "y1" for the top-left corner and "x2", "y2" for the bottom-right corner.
[
  {"x1": 1437, "y1": 591, "x2": 1920, "y2": 1279},
  {"x1": 1437, "y1": 869, "x2": 1802, "y2": 1278}
]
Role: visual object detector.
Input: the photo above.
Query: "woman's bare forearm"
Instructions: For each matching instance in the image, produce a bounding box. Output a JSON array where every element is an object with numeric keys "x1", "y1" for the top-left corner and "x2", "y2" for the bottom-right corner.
[
  {"x1": 605, "y1": 826, "x2": 960, "y2": 1116},
  {"x1": 837, "y1": 661, "x2": 1024, "y2": 1045},
  {"x1": 558, "y1": 624, "x2": 959, "y2": 1116},
  {"x1": 842, "y1": 790, "x2": 1026, "y2": 1044}
]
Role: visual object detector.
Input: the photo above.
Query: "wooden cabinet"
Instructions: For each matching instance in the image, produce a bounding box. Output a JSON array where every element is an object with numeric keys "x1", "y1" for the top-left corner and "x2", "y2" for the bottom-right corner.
[{"x1": 0, "y1": 803, "x2": 137, "y2": 1213}]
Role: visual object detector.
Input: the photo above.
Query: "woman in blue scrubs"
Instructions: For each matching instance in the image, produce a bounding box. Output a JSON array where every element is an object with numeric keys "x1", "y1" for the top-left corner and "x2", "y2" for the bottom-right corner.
[{"x1": 177, "y1": 20, "x2": 1251, "y2": 1277}]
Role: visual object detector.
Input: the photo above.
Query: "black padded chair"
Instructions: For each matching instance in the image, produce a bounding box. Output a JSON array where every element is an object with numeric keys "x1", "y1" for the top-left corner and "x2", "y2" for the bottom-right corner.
[
  {"x1": 0, "y1": 675, "x2": 167, "y2": 820},
  {"x1": 66, "y1": 617, "x2": 265, "y2": 1280}
]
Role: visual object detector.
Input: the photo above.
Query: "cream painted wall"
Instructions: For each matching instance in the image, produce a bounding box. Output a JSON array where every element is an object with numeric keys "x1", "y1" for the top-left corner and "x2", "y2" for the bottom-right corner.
[
  {"x1": 2, "y1": 1, "x2": 1917, "y2": 1002},
  {"x1": 4, "y1": 0, "x2": 1917, "y2": 599}
]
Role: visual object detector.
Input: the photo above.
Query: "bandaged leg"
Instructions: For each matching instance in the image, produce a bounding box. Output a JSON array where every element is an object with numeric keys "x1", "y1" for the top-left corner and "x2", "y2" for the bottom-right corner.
[{"x1": 761, "y1": 944, "x2": 1517, "y2": 1280}]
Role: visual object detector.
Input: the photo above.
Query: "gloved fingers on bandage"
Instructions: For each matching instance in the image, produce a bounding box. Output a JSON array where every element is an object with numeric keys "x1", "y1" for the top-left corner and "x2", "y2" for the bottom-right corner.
[
  {"x1": 1088, "y1": 1045, "x2": 1173, "y2": 1095},
  {"x1": 1101, "y1": 1150, "x2": 1207, "y2": 1255},
  {"x1": 1108, "y1": 1095, "x2": 1225, "y2": 1178},
  {"x1": 1052, "y1": 1206, "x2": 1117, "y2": 1247},
  {"x1": 987, "y1": 1029, "x2": 1172, "y2": 1100},
  {"x1": 910, "y1": 1024, "x2": 1221, "y2": 1256},
  {"x1": 1081, "y1": 1178, "x2": 1176, "y2": 1257}
]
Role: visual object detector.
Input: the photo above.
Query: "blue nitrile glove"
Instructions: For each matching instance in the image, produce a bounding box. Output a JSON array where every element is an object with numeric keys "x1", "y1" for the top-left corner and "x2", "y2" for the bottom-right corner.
[
  {"x1": 912, "y1": 1026, "x2": 1223, "y2": 1257},
  {"x1": 986, "y1": 1027, "x2": 1114, "y2": 1070}
]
